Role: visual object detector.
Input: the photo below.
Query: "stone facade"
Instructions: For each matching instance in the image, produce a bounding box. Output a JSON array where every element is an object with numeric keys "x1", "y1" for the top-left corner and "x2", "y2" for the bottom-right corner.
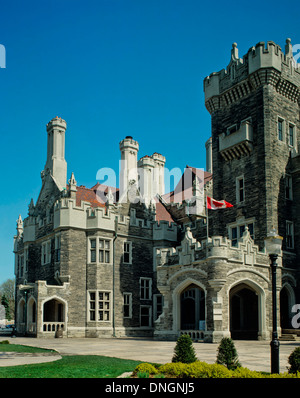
[{"x1": 13, "y1": 39, "x2": 300, "y2": 342}]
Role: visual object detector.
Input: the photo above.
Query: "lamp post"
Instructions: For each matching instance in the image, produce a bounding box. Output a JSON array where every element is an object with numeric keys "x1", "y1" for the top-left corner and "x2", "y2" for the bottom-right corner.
[{"x1": 264, "y1": 229, "x2": 283, "y2": 374}]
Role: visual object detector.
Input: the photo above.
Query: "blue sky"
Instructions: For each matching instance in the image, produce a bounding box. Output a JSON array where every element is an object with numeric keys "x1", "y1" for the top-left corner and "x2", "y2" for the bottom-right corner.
[{"x1": 0, "y1": 0, "x2": 299, "y2": 284}]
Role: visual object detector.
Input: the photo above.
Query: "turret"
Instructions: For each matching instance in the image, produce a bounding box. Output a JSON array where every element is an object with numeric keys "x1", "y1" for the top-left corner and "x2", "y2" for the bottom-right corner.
[
  {"x1": 44, "y1": 116, "x2": 67, "y2": 190},
  {"x1": 119, "y1": 136, "x2": 139, "y2": 197},
  {"x1": 138, "y1": 152, "x2": 166, "y2": 205},
  {"x1": 16, "y1": 214, "x2": 23, "y2": 238}
]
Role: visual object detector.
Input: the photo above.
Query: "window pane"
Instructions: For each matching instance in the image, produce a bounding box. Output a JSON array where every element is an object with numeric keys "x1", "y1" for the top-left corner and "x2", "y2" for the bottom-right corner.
[
  {"x1": 91, "y1": 250, "x2": 96, "y2": 262},
  {"x1": 105, "y1": 251, "x2": 110, "y2": 263},
  {"x1": 289, "y1": 126, "x2": 294, "y2": 146},
  {"x1": 90, "y1": 239, "x2": 96, "y2": 248},
  {"x1": 248, "y1": 223, "x2": 254, "y2": 238},
  {"x1": 278, "y1": 120, "x2": 283, "y2": 141},
  {"x1": 239, "y1": 225, "x2": 245, "y2": 237}
]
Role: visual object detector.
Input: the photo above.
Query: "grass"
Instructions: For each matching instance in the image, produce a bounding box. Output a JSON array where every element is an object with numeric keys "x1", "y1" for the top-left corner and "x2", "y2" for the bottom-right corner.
[
  {"x1": 0, "y1": 342, "x2": 142, "y2": 378},
  {"x1": 0, "y1": 342, "x2": 56, "y2": 354},
  {"x1": 0, "y1": 355, "x2": 142, "y2": 378}
]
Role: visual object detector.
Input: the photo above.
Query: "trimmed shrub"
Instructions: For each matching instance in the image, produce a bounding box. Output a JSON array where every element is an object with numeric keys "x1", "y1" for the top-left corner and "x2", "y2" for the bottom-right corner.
[
  {"x1": 172, "y1": 334, "x2": 197, "y2": 364},
  {"x1": 157, "y1": 361, "x2": 300, "y2": 378},
  {"x1": 158, "y1": 362, "x2": 187, "y2": 377},
  {"x1": 288, "y1": 347, "x2": 300, "y2": 374},
  {"x1": 216, "y1": 337, "x2": 241, "y2": 370},
  {"x1": 133, "y1": 363, "x2": 158, "y2": 376}
]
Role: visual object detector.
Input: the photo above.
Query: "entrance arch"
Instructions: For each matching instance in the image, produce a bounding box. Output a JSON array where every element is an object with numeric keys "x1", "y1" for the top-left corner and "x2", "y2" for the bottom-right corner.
[
  {"x1": 229, "y1": 283, "x2": 259, "y2": 340},
  {"x1": 180, "y1": 284, "x2": 205, "y2": 331},
  {"x1": 42, "y1": 297, "x2": 66, "y2": 332}
]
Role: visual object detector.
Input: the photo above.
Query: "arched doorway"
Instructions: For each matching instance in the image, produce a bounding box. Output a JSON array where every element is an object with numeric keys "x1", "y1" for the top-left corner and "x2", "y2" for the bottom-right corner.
[
  {"x1": 27, "y1": 297, "x2": 37, "y2": 334},
  {"x1": 180, "y1": 284, "x2": 205, "y2": 330},
  {"x1": 230, "y1": 283, "x2": 258, "y2": 340},
  {"x1": 42, "y1": 298, "x2": 66, "y2": 332},
  {"x1": 280, "y1": 285, "x2": 295, "y2": 330}
]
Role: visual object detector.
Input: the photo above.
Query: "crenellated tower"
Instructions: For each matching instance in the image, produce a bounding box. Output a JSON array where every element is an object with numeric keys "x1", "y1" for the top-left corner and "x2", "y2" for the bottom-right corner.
[
  {"x1": 204, "y1": 39, "x2": 300, "y2": 257},
  {"x1": 44, "y1": 116, "x2": 67, "y2": 190}
]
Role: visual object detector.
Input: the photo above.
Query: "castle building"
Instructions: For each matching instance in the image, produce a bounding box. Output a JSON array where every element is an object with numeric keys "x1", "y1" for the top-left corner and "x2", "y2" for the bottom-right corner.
[{"x1": 14, "y1": 39, "x2": 300, "y2": 342}]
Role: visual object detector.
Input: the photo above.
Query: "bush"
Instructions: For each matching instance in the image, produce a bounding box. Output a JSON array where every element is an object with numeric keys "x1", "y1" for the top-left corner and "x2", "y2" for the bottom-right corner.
[
  {"x1": 133, "y1": 363, "x2": 158, "y2": 376},
  {"x1": 172, "y1": 334, "x2": 197, "y2": 364},
  {"x1": 288, "y1": 347, "x2": 300, "y2": 374},
  {"x1": 216, "y1": 338, "x2": 241, "y2": 370},
  {"x1": 157, "y1": 361, "x2": 300, "y2": 378},
  {"x1": 158, "y1": 362, "x2": 187, "y2": 377}
]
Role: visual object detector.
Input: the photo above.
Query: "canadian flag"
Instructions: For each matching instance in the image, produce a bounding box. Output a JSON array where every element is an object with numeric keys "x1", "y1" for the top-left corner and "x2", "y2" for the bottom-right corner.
[{"x1": 207, "y1": 196, "x2": 233, "y2": 210}]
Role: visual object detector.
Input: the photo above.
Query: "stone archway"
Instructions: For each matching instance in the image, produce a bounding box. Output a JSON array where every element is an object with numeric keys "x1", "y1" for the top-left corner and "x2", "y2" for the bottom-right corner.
[
  {"x1": 27, "y1": 297, "x2": 37, "y2": 334},
  {"x1": 42, "y1": 297, "x2": 66, "y2": 333},
  {"x1": 229, "y1": 283, "x2": 259, "y2": 340},
  {"x1": 180, "y1": 284, "x2": 205, "y2": 330}
]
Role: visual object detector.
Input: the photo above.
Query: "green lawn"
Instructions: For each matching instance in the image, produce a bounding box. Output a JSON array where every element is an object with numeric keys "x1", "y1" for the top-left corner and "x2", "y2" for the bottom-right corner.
[
  {"x1": 0, "y1": 342, "x2": 141, "y2": 378},
  {"x1": 0, "y1": 342, "x2": 56, "y2": 353},
  {"x1": 0, "y1": 355, "x2": 142, "y2": 378}
]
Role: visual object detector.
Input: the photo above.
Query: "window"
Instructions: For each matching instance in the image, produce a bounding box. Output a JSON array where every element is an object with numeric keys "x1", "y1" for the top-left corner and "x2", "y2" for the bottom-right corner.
[
  {"x1": 285, "y1": 175, "x2": 293, "y2": 200},
  {"x1": 88, "y1": 237, "x2": 112, "y2": 264},
  {"x1": 88, "y1": 290, "x2": 111, "y2": 321},
  {"x1": 123, "y1": 241, "x2": 132, "y2": 264},
  {"x1": 288, "y1": 124, "x2": 295, "y2": 147},
  {"x1": 89, "y1": 292, "x2": 96, "y2": 321},
  {"x1": 90, "y1": 239, "x2": 96, "y2": 263},
  {"x1": 140, "y1": 278, "x2": 152, "y2": 300},
  {"x1": 55, "y1": 235, "x2": 61, "y2": 262},
  {"x1": 286, "y1": 221, "x2": 294, "y2": 249},
  {"x1": 236, "y1": 176, "x2": 244, "y2": 203},
  {"x1": 230, "y1": 222, "x2": 254, "y2": 247},
  {"x1": 278, "y1": 118, "x2": 284, "y2": 141},
  {"x1": 140, "y1": 306, "x2": 152, "y2": 327},
  {"x1": 24, "y1": 247, "x2": 29, "y2": 273},
  {"x1": 98, "y1": 291, "x2": 110, "y2": 321},
  {"x1": 123, "y1": 293, "x2": 132, "y2": 318},
  {"x1": 19, "y1": 255, "x2": 24, "y2": 277},
  {"x1": 41, "y1": 240, "x2": 51, "y2": 265},
  {"x1": 99, "y1": 239, "x2": 110, "y2": 263},
  {"x1": 153, "y1": 294, "x2": 164, "y2": 320},
  {"x1": 226, "y1": 124, "x2": 237, "y2": 136}
]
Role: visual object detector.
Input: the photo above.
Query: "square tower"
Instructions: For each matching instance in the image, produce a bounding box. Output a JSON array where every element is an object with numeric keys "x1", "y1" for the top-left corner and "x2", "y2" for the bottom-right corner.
[{"x1": 204, "y1": 39, "x2": 300, "y2": 259}]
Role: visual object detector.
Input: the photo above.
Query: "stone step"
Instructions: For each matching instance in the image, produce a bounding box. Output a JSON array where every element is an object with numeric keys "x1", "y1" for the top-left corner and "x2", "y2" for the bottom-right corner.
[{"x1": 279, "y1": 334, "x2": 299, "y2": 341}]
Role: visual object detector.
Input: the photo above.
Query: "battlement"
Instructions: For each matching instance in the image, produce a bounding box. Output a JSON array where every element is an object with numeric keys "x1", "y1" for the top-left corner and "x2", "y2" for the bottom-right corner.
[
  {"x1": 53, "y1": 197, "x2": 117, "y2": 230},
  {"x1": 204, "y1": 39, "x2": 300, "y2": 112},
  {"x1": 156, "y1": 227, "x2": 272, "y2": 268},
  {"x1": 119, "y1": 136, "x2": 139, "y2": 152},
  {"x1": 46, "y1": 116, "x2": 67, "y2": 132},
  {"x1": 247, "y1": 40, "x2": 282, "y2": 74},
  {"x1": 153, "y1": 220, "x2": 178, "y2": 241}
]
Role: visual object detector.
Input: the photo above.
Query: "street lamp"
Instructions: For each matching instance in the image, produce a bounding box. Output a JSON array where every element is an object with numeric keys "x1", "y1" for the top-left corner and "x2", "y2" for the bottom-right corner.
[{"x1": 264, "y1": 229, "x2": 283, "y2": 374}]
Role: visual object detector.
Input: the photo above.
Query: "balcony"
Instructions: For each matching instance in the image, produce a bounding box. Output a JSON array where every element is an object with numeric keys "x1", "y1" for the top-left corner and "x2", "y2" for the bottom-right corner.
[{"x1": 219, "y1": 120, "x2": 253, "y2": 161}]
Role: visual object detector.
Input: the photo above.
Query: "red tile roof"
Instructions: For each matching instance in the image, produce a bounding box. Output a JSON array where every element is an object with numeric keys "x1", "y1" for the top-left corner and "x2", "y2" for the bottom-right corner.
[
  {"x1": 75, "y1": 184, "x2": 119, "y2": 208},
  {"x1": 72, "y1": 164, "x2": 211, "y2": 222}
]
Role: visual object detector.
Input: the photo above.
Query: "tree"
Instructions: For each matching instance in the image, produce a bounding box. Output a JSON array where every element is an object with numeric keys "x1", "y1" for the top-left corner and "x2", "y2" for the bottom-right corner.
[
  {"x1": 172, "y1": 334, "x2": 197, "y2": 363},
  {"x1": 216, "y1": 337, "x2": 241, "y2": 370},
  {"x1": 1, "y1": 295, "x2": 11, "y2": 320},
  {"x1": 0, "y1": 279, "x2": 15, "y2": 320}
]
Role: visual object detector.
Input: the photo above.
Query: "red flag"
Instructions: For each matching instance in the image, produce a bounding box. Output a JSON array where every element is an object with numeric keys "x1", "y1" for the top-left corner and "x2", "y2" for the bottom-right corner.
[{"x1": 207, "y1": 196, "x2": 233, "y2": 210}]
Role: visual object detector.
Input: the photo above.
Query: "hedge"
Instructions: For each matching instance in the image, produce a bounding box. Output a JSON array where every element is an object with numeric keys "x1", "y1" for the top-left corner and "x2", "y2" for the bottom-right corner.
[{"x1": 133, "y1": 361, "x2": 300, "y2": 378}]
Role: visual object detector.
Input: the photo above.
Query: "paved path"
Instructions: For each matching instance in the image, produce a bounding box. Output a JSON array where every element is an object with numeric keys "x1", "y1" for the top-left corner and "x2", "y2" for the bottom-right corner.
[{"x1": 0, "y1": 337, "x2": 299, "y2": 373}]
